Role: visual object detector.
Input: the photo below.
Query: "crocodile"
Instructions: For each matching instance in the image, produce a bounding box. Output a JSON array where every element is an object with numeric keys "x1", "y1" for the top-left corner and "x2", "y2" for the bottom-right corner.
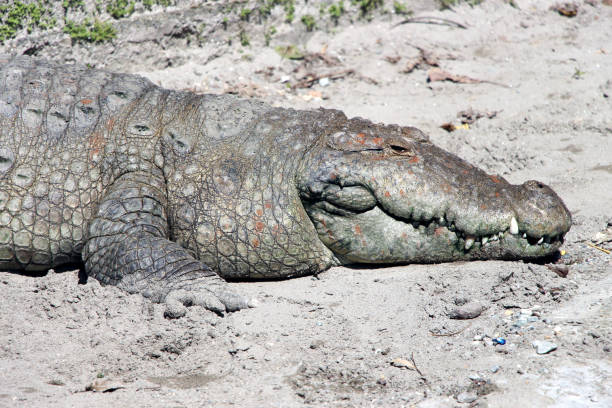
[{"x1": 0, "y1": 56, "x2": 571, "y2": 317}]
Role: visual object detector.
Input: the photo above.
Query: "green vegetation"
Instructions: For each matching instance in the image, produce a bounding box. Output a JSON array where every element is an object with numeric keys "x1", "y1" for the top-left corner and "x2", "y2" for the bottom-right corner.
[
  {"x1": 264, "y1": 25, "x2": 276, "y2": 46},
  {"x1": 240, "y1": 8, "x2": 252, "y2": 21},
  {"x1": 284, "y1": 0, "x2": 295, "y2": 23},
  {"x1": 63, "y1": 18, "x2": 116, "y2": 43},
  {"x1": 438, "y1": 0, "x2": 484, "y2": 9},
  {"x1": 393, "y1": 1, "x2": 412, "y2": 15},
  {"x1": 62, "y1": 0, "x2": 85, "y2": 12},
  {"x1": 106, "y1": 0, "x2": 135, "y2": 19},
  {"x1": 355, "y1": 0, "x2": 384, "y2": 17},
  {"x1": 328, "y1": 1, "x2": 345, "y2": 23},
  {"x1": 275, "y1": 44, "x2": 304, "y2": 60},
  {"x1": 0, "y1": 1, "x2": 56, "y2": 43},
  {"x1": 142, "y1": 0, "x2": 174, "y2": 9},
  {"x1": 239, "y1": 30, "x2": 249, "y2": 46},
  {"x1": 301, "y1": 14, "x2": 315, "y2": 31},
  {"x1": 2, "y1": 0, "x2": 478, "y2": 48}
]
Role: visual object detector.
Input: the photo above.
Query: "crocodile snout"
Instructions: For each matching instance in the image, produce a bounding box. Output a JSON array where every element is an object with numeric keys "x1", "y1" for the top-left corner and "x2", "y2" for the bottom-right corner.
[{"x1": 510, "y1": 180, "x2": 572, "y2": 242}]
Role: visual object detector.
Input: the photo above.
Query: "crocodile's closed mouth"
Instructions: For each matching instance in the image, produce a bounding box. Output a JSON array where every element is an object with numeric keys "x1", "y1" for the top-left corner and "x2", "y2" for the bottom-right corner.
[{"x1": 304, "y1": 188, "x2": 566, "y2": 262}]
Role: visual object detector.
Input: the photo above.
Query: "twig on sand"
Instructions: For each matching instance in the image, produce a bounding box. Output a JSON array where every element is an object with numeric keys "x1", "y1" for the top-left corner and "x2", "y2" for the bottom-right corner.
[
  {"x1": 410, "y1": 352, "x2": 427, "y2": 382},
  {"x1": 587, "y1": 242, "x2": 611, "y2": 255},
  {"x1": 427, "y1": 67, "x2": 510, "y2": 88},
  {"x1": 393, "y1": 16, "x2": 468, "y2": 30},
  {"x1": 292, "y1": 69, "x2": 354, "y2": 88}
]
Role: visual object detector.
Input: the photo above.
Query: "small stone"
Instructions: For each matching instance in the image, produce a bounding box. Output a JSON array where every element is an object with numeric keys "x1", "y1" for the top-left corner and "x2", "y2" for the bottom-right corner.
[
  {"x1": 473, "y1": 334, "x2": 483, "y2": 341},
  {"x1": 456, "y1": 391, "x2": 478, "y2": 403},
  {"x1": 448, "y1": 302, "x2": 484, "y2": 320},
  {"x1": 309, "y1": 340, "x2": 324, "y2": 349},
  {"x1": 280, "y1": 75, "x2": 291, "y2": 83},
  {"x1": 588, "y1": 330, "x2": 601, "y2": 339},
  {"x1": 490, "y1": 365, "x2": 501, "y2": 373},
  {"x1": 532, "y1": 340, "x2": 558, "y2": 354},
  {"x1": 319, "y1": 77, "x2": 330, "y2": 87},
  {"x1": 86, "y1": 378, "x2": 125, "y2": 393},
  {"x1": 499, "y1": 270, "x2": 513, "y2": 281},
  {"x1": 546, "y1": 264, "x2": 569, "y2": 278}
]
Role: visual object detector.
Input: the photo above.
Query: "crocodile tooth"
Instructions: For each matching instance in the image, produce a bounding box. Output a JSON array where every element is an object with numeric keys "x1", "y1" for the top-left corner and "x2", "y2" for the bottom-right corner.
[
  {"x1": 510, "y1": 217, "x2": 519, "y2": 235},
  {"x1": 465, "y1": 236, "x2": 475, "y2": 250},
  {"x1": 537, "y1": 237, "x2": 544, "y2": 245},
  {"x1": 482, "y1": 236, "x2": 489, "y2": 245},
  {"x1": 489, "y1": 235, "x2": 498, "y2": 242},
  {"x1": 499, "y1": 231, "x2": 504, "y2": 238},
  {"x1": 522, "y1": 233, "x2": 527, "y2": 238}
]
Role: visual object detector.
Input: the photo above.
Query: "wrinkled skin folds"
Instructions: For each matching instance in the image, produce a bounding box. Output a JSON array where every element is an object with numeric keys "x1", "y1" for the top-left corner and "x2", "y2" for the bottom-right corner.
[{"x1": 0, "y1": 56, "x2": 571, "y2": 314}]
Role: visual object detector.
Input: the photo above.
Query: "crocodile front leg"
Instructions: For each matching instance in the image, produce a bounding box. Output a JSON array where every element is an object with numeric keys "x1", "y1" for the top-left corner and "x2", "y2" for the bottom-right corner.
[{"x1": 83, "y1": 171, "x2": 250, "y2": 318}]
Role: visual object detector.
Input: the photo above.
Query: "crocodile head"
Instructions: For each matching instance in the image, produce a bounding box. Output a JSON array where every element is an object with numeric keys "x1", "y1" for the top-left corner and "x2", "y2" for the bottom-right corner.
[{"x1": 298, "y1": 119, "x2": 571, "y2": 265}]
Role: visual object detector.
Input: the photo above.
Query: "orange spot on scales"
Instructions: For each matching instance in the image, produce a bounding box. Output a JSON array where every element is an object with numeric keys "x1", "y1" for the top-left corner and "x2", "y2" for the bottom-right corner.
[
  {"x1": 252, "y1": 238, "x2": 260, "y2": 247},
  {"x1": 265, "y1": 202, "x2": 272, "y2": 209},
  {"x1": 354, "y1": 225, "x2": 362, "y2": 235},
  {"x1": 356, "y1": 133, "x2": 366, "y2": 144},
  {"x1": 80, "y1": 99, "x2": 93, "y2": 105},
  {"x1": 256, "y1": 209, "x2": 263, "y2": 217},
  {"x1": 384, "y1": 191, "x2": 391, "y2": 197},
  {"x1": 409, "y1": 156, "x2": 419, "y2": 164},
  {"x1": 489, "y1": 175, "x2": 501, "y2": 183},
  {"x1": 434, "y1": 227, "x2": 445, "y2": 237},
  {"x1": 255, "y1": 221, "x2": 265, "y2": 232},
  {"x1": 372, "y1": 137, "x2": 383, "y2": 145}
]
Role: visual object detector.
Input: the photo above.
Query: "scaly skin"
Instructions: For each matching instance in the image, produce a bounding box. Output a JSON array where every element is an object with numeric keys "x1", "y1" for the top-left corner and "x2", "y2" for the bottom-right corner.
[{"x1": 0, "y1": 56, "x2": 571, "y2": 316}]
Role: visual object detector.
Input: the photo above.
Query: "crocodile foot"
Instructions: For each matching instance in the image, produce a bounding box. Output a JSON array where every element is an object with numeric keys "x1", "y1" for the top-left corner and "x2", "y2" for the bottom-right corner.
[{"x1": 163, "y1": 285, "x2": 256, "y2": 319}]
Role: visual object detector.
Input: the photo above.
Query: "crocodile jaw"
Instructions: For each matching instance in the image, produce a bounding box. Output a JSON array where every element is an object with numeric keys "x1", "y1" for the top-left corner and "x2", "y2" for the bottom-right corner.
[
  {"x1": 304, "y1": 203, "x2": 567, "y2": 264},
  {"x1": 298, "y1": 122, "x2": 571, "y2": 265}
]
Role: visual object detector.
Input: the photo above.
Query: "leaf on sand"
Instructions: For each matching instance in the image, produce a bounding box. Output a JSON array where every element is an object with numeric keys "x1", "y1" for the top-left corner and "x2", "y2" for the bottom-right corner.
[
  {"x1": 391, "y1": 358, "x2": 416, "y2": 370},
  {"x1": 551, "y1": 3, "x2": 579, "y2": 17}
]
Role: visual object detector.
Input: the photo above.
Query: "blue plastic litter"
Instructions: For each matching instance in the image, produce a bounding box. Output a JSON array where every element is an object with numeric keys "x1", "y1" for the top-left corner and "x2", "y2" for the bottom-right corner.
[{"x1": 492, "y1": 337, "x2": 506, "y2": 345}]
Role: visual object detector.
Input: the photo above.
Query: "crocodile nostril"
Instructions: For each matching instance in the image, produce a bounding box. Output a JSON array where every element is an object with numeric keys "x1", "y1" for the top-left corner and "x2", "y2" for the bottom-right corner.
[{"x1": 536, "y1": 183, "x2": 545, "y2": 189}]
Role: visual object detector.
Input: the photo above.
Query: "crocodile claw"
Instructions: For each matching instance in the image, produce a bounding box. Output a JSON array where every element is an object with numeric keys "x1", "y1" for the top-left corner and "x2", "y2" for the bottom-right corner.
[{"x1": 163, "y1": 287, "x2": 254, "y2": 319}]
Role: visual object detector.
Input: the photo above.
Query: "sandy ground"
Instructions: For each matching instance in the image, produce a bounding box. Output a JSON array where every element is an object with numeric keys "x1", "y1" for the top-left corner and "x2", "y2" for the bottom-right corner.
[{"x1": 1, "y1": 0, "x2": 611, "y2": 406}]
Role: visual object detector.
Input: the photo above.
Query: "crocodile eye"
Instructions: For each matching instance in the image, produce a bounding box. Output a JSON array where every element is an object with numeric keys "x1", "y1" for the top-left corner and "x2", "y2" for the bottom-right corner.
[
  {"x1": 389, "y1": 144, "x2": 414, "y2": 156},
  {"x1": 390, "y1": 144, "x2": 409, "y2": 153}
]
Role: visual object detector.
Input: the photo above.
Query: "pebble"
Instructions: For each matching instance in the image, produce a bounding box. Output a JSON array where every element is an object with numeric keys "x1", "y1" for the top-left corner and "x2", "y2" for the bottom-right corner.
[
  {"x1": 319, "y1": 77, "x2": 330, "y2": 87},
  {"x1": 448, "y1": 302, "x2": 484, "y2": 320},
  {"x1": 280, "y1": 75, "x2": 291, "y2": 83},
  {"x1": 456, "y1": 391, "x2": 478, "y2": 403},
  {"x1": 532, "y1": 340, "x2": 557, "y2": 354},
  {"x1": 490, "y1": 365, "x2": 501, "y2": 373}
]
